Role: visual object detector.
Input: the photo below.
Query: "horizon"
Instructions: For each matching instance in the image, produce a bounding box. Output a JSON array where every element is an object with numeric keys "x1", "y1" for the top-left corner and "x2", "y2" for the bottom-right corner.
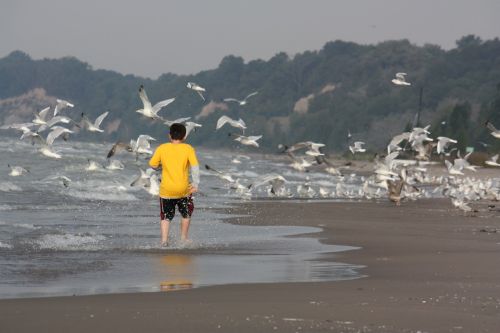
[{"x1": 2, "y1": 34, "x2": 497, "y2": 80}]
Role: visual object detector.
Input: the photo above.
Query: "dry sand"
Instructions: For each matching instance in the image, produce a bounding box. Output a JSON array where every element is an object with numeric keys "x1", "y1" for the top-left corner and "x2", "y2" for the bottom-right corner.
[{"x1": 1, "y1": 199, "x2": 499, "y2": 333}]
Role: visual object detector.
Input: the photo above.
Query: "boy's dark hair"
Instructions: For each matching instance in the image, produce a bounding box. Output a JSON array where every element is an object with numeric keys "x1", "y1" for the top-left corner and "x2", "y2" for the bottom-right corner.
[{"x1": 170, "y1": 123, "x2": 187, "y2": 140}]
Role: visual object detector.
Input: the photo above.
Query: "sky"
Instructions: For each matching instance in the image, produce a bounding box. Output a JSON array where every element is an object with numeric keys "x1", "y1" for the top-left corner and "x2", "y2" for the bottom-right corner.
[{"x1": 1, "y1": 0, "x2": 499, "y2": 78}]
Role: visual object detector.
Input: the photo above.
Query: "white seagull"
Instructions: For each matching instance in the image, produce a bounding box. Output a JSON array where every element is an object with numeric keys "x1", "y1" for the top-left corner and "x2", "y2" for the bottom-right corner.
[
  {"x1": 164, "y1": 117, "x2": 191, "y2": 127},
  {"x1": 485, "y1": 121, "x2": 500, "y2": 139},
  {"x1": 230, "y1": 133, "x2": 262, "y2": 147},
  {"x1": 436, "y1": 136, "x2": 457, "y2": 155},
  {"x1": 349, "y1": 141, "x2": 366, "y2": 154},
  {"x1": 136, "y1": 85, "x2": 175, "y2": 121},
  {"x1": 187, "y1": 82, "x2": 206, "y2": 101},
  {"x1": 216, "y1": 115, "x2": 246, "y2": 132},
  {"x1": 8, "y1": 165, "x2": 29, "y2": 177},
  {"x1": 223, "y1": 91, "x2": 258, "y2": 106},
  {"x1": 185, "y1": 121, "x2": 202, "y2": 137},
  {"x1": 81, "y1": 111, "x2": 109, "y2": 133},
  {"x1": 54, "y1": 99, "x2": 74, "y2": 116},
  {"x1": 391, "y1": 72, "x2": 411, "y2": 86},
  {"x1": 32, "y1": 107, "x2": 51, "y2": 125},
  {"x1": 485, "y1": 154, "x2": 500, "y2": 167}
]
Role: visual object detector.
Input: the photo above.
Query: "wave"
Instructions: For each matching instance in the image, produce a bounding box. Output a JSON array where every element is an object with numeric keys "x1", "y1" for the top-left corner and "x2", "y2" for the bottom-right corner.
[
  {"x1": 0, "y1": 182, "x2": 22, "y2": 192},
  {"x1": 0, "y1": 241, "x2": 12, "y2": 249},
  {"x1": 33, "y1": 233, "x2": 107, "y2": 251}
]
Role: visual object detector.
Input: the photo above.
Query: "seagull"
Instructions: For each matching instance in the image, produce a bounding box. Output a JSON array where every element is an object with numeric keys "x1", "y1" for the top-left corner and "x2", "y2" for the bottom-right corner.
[
  {"x1": 248, "y1": 174, "x2": 287, "y2": 196},
  {"x1": 54, "y1": 99, "x2": 74, "y2": 116},
  {"x1": 32, "y1": 126, "x2": 74, "y2": 159},
  {"x1": 216, "y1": 115, "x2": 246, "y2": 132},
  {"x1": 45, "y1": 175, "x2": 72, "y2": 188},
  {"x1": 485, "y1": 121, "x2": 500, "y2": 139},
  {"x1": 107, "y1": 142, "x2": 133, "y2": 158},
  {"x1": 485, "y1": 154, "x2": 500, "y2": 167},
  {"x1": 37, "y1": 115, "x2": 79, "y2": 133},
  {"x1": 163, "y1": 117, "x2": 191, "y2": 127},
  {"x1": 349, "y1": 141, "x2": 366, "y2": 154},
  {"x1": 81, "y1": 111, "x2": 108, "y2": 133},
  {"x1": 187, "y1": 82, "x2": 206, "y2": 101},
  {"x1": 185, "y1": 121, "x2": 202, "y2": 137},
  {"x1": 131, "y1": 135, "x2": 156, "y2": 158},
  {"x1": 391, "y1": 72, "x2": 411, "y2": 86},
  {"x1": 223, "y1": 92, "x2": 258, "y2": 106},
  {"x1": 32, "y1": 107, "x2": 51, "y2": 125},
  {"x1": 204, "y1": 164, "x2": 236, "y2": 183},
  {"x1": 8, "y1": 165, "x2": 29, "y2": 176},
  {"x1": 229, "y1": 133, "x2": 262, "y2": 147},
  {"x1": 136, "y1": 85, "x2": 175, "y2": 121},
  {"x1": 130, "y1": 168, "x2": 156, "y2": 187},
  {"x1": 436, "y1": 136, "x2": 458, "y2": 154},
  {"x1": 445, "y1": 160, "x2": 464, "y2": 176},
  {"x1": 387, "y1": 132, "x2": 410, "y2": 154}
]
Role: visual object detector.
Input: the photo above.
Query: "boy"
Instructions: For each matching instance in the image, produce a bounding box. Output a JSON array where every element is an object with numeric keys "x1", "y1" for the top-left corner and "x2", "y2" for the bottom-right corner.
[{"x1": 149, "y1": 123, "x2": 200, "y2": 246}]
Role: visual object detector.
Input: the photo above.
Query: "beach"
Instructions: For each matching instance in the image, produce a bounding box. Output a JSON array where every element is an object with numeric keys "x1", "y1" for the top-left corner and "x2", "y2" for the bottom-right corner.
[{"x1": 1, "y1": 199, "x2": 499, "y2": 333}]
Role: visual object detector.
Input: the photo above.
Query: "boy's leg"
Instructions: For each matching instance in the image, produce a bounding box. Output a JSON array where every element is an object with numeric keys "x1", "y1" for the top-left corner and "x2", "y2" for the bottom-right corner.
[
  {"x1": 179, "y1": 196, "x2": 194, "y2": 241},
  {"x1": 180, "y1": 218, "x2": 190, "y2": 241},
  {"x1": 161, "y1": 219, "x2": 170, "y2": 245},
  {"x1": 159, "y1": 198, "x2": 175, "y2": 246}
]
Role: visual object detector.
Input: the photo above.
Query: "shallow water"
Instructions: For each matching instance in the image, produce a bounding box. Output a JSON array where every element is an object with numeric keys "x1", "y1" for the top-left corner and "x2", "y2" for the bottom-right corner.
[{"x1": 0, "y1": 136, "x2": 363, "y2": 298}]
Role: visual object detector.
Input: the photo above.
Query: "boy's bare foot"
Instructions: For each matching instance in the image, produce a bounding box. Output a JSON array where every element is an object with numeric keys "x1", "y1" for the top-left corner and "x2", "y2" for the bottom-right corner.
[{"x1": 160, "y1": 241, "x2": 169, "y2": 247}]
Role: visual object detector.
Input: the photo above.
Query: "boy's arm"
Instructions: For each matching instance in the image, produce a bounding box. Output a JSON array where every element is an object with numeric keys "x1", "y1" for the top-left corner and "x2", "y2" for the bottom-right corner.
[
  {"x1": 149, "y1": 147, "x2": 161, "y2": 169},
  {"x1": 188, "y1": 147, "x2": 200, "y2": 190},
  {"x1": 190, "y1": 165, "x2": 200, "y2": 188}
]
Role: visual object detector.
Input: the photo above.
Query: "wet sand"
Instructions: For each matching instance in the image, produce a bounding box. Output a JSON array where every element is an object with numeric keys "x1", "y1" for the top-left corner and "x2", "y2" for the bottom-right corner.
[{"x1": 1, "y1": 199, "x2": 500, "y2": 333}]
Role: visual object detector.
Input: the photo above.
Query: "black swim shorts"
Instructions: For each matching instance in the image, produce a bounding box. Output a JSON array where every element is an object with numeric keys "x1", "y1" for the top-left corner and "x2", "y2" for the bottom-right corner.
[{"x1": 159, "y1": 196, "x2": 194, "y2": 221}]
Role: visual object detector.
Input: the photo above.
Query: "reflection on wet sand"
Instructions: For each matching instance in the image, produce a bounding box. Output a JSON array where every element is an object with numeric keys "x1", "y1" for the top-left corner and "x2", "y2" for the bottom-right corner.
[{"x1": 158, "y1": 254, "x2": 195, "y2": 291}]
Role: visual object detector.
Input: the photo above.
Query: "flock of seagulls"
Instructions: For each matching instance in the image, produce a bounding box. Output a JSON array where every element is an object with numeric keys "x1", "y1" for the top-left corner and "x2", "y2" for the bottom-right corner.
[{"x1": 1, "y1": 72, "x2": 499, "y2": 215}]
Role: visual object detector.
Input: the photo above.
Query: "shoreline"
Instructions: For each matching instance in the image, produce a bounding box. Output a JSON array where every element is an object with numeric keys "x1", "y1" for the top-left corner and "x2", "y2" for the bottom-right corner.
[{"x1": 1, "y1": 199, "x2": 499, "y2": 332}]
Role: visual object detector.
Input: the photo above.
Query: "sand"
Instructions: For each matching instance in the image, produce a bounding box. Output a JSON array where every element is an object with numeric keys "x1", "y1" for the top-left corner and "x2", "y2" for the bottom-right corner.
[{"x1": 1, "y1": 199, "x2": 499, "y2": 333}]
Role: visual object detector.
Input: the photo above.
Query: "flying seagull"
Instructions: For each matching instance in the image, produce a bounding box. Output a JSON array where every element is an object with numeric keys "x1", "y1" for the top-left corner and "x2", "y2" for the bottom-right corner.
[
  {"x1": 349, "y1": 141, "x2": 366, "y2": 154},
  {"x1": 186, "y1": 82, "x2": 206, "y2": 101},
  {"x1": 223, "y1": 91, "x2": 258, "y2": 106},
  {"x1": 391, "y1": 72, "x2": 411, "y2": 86},
  {"x1": 229, "y1": 133, "x2": 262, "y2": 147},
  {"x1": 136, "y1": 85, "x2": 175, "y2": 121},
  {"x1": 216, "y1": 115, "x2": 246, "y2": 132},
  {"x1": 54, "y1": 99, "x2": 75, "y2": 116},
  {"x1": 81, "y1": 111, "x2": 109, "y2": 133},
  {"x1": 485, "y1": 121, "x2": 500, "y2": 139}
]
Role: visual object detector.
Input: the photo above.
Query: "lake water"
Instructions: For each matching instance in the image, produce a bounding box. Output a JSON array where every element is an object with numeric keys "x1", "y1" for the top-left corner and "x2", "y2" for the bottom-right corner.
[{"x1": 0, "y1": 137, "x2": 363, "y2": 298}]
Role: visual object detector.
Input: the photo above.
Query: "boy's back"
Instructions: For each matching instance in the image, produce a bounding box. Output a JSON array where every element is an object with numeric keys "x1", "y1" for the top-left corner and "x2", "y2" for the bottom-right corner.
[{"x1": 149, "y1": 142, "x2": 199, "y2": 198}]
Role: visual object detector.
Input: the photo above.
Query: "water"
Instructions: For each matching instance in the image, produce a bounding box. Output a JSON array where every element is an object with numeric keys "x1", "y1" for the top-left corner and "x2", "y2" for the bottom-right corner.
[{"x1": 0, "y1": 136, "x2": 363, "y2": 299}]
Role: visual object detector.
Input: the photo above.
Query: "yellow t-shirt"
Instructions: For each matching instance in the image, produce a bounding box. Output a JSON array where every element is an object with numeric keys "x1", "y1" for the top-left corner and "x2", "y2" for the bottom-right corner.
[{"x1": 149, "y1": 143, "x2": 199, "y2": 198}]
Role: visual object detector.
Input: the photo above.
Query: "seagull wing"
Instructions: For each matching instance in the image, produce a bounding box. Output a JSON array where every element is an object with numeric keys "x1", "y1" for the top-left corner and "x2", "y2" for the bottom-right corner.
[
  {"x1": 486, "y1": 121, "x2": 498, "y2": 133},
  {"x1": 94, "y1": 111, "x2": 109, "y2": 127},
  {"x1": 216, "y1": 116, "x2": 232, "y2": 130},
  {"x1": 244, "y1": 91, "x2": 258, "y2": 101},
  {"x1": 138, "y1": 85, "x2": 152, "y2": 109},
  {"x1": 38, "y1": 107, "x2": 51, "y2": 121},
  {"x1": 196, "y1": 91, "x2": 205, "y2": 101},
  {"x1": 46, "y1": 127, "x2": 69, "y2": 145},
  {"x1": 247, "y1": 135, "x2": 262, "y2": 141},
  {"x1": 223, "y1": 98, "x2": 240, "y2": 103},
  {"x1": 152, "y1": 98, "x2": 175, "y2": 114}
]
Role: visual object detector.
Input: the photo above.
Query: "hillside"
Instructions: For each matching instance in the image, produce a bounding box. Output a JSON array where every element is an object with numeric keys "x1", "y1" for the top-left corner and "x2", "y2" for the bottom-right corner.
[{"x1": 1, "y1": 35, "x2": 499, "y2": 152}]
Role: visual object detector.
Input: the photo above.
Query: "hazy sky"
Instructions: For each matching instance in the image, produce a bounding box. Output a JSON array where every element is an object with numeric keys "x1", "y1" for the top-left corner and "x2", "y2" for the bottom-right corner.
[{"x1": 1, "y1": 0, "x2": 499, "y2": 78}]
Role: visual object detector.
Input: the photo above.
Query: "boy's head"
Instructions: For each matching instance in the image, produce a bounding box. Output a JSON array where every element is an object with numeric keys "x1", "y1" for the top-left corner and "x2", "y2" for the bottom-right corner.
[{"x1": 169, "y1": 123, "x2": 187, "y2": 141}]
